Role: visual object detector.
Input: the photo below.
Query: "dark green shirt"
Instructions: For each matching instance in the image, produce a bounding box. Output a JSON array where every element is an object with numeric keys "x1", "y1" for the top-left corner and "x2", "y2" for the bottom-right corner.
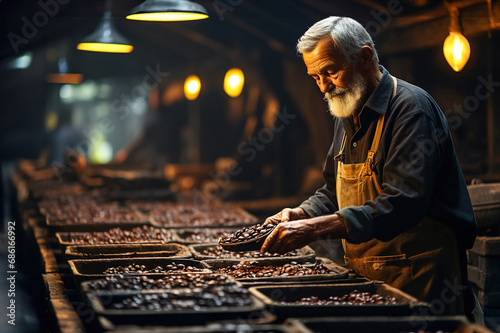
[{"x1": 299, "y1": 66, "x2": 477, "y2": 249}]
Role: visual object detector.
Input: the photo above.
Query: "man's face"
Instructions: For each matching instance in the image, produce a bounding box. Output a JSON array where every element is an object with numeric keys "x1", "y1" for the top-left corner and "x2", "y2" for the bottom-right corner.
[{"x1": 303, "y1": 38, "x2": 368, "y2": 118}]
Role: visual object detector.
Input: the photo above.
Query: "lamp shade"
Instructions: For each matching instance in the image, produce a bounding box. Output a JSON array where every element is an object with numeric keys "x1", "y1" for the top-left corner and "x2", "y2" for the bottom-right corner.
[
  {"x1": 77, "y1": 11, "x2": 133, "y2": 53},
  {"x1": 126, "y1": 0, "x2": 208, "y2": 21},
  {"x1": 443, "y1": 31, "x2": 470, "y2": 72}
]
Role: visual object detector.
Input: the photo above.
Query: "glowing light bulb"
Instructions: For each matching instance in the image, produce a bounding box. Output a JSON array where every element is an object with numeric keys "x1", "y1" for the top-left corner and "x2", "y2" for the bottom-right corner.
[
  {"x1": 184, "y1": 75, "x2": 201, "y2": 100},
  {"x1": 224, "y1": 68, "x2": 245, "y2": 98},
  {"x1": 443, "y1": 31, "x2": 470, "y2": 72}
]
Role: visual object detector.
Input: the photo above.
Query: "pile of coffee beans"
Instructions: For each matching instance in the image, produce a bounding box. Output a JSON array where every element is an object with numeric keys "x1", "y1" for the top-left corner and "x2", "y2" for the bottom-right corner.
[
  {"x1": 283, "y1": 290, "x2": 397, "y2": 305},
  {"x1": 57, "y1": 207, "x2": 143, "y2": 225},
  {"x1": 141, "y1": 201, "x2": 257, "y2": 227},
  {"x1": 106, "y1": 286, "x2": 253, "y2": 310},
  {"x1": 39, "y1": 194, "x2": 145, "y2": 225},
  {"x1": 177, "y1": 228, "x2": 238, "y2": 243},
  {"x1": 103, "y1": 262, "x2": 204, "y2": 274},
  {"x1": 87, "y1": 273, "x2": 235, "y2": 291},
  {"x1": 216, "y1": 261, "x2": 333, "y2": 279},
  {"x1": 199, "y1": 245, "x2": 299, "y2": 259},
  {"x1": 66, "y1": 226, "x2": 172, "y2": 244},
  {"x1": 219, "y1": 221, "x2": 277, "y2": 245}
]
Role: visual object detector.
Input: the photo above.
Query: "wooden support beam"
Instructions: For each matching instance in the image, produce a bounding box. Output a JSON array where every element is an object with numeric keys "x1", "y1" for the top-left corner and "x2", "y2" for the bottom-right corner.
[{"x1": 378, "y1": 3, "x2": 492, "y2": 54}]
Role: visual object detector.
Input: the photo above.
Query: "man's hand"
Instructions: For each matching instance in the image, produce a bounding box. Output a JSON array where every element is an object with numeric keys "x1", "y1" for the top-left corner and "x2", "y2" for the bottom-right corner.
[
  {"x1": 264, "y1": 207, "x2": 309, "y2": 225},
  {"x1": 260, "y1": 213, "x2": 347, "y2": 254}
]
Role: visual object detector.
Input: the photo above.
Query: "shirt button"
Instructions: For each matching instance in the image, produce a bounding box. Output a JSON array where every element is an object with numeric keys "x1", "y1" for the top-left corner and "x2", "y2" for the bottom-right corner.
[{"x1": 353, "y1": 142, "x2": 358, "y2": 148}]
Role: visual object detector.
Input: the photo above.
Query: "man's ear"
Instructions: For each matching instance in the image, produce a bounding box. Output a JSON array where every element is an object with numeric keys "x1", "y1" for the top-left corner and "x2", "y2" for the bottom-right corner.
[{"x1": 359, "y1": 46, "x2": 374, "y2": 70}]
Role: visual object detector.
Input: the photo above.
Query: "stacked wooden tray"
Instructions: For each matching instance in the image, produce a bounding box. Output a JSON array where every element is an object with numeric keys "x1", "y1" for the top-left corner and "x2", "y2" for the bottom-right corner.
[
  {"x1": 468, "y1": 236, "x2": 500, "y2": 316},
  {"x1": 249, "y1": 282, "x2": 429, "y2": 319}
]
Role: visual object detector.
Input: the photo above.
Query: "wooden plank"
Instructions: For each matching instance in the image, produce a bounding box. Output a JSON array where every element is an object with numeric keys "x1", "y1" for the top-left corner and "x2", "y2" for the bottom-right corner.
[
  {"x1": 49, "y1": 299, "x2": 86, "y2": 333},
  {"x1": 471, "y1": 236, "x2": 500, "y2": 256},
  {"x1": 468, "y1": 265, "x2": 500, "y2": 292},
  {"x1": 35, "y1": 236, "x2": 59, "y2": 274},
  {"x1": 43, "y1": 273, "x2": 67, "y2": 300},
  {"x1": 468, "y1": 252, "x2": 500, "y2": 273}
]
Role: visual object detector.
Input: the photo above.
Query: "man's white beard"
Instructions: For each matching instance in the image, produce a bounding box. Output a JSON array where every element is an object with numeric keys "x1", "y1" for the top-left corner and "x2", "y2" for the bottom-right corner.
[{"x1": 324, "y1": 69, "x2": 368, "y2": 119}]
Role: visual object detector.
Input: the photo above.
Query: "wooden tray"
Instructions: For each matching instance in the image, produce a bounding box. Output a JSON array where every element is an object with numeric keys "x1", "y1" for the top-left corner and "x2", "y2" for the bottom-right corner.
[
  {"x1": 189, "y1": 243, "x2": 315, "y2": 264},
  {"x1": 471, "y1": 236, "x2": 500, "y2": 256},
  {"x1": 55, "y1": 225, "x2": 176, "y2": 248},
  {"x1": 468, "y1": 264, "x2": 500, "y2": 292},
  {"x1": 468, "y1": 251, "x2": 500, "y2": 273},
  {"x1": 86, "y1": 289, "x2": 265, "y2": 326},
  {"x1": 203, "y1": 259, "x2": 349, "y2": 285},
  {"x1": 173, "y1": 227, "x2": 241, "y2": 244},
  {"x1": 64, "y1": 243, "x2": 191, "y2": 259},
  {"x1": 284, "y1": 316, "x2": 473, "y2": 333},
  {"x1": 46, "y1": 208, "x2": 151, "y2": 232},
  {"x1": 68, "y1": 258, "x2": 210, "y2": 285},
  {"x1": 249, "y1": 282, "x2": 429, "y2": 318}
]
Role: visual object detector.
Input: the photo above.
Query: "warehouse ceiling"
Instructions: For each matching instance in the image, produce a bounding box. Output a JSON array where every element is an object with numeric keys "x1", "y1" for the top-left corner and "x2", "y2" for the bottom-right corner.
[{"x1": 0, "y1": 0, "x2": 496, "y2": 79}]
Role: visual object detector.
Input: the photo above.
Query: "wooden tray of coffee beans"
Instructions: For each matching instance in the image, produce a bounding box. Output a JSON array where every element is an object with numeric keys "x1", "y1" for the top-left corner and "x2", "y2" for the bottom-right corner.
[
  {"x1": 284, "y1": 316, "x2": 473, "y2": 333},
  {"x1": 55, "y1": 225, "x2": 176, "y2": 248},
  {"x1": 189, "y1": 243, "x2": 316, "y2": 264},
  {"x1": 174, "y1": 227, "x2": 241, "y2": 244},
  {"x1": 142, "y1": 324, "x2": 298, "y2": 333},
  {"x1": 64, "y1": 243, "x2": 191, "y2": 259},
  {"x1": 248, "y1": 282, "x2": 430, "y2": 317},
  {"x1": 68, "y1": 258, "x2": 210, "y2": 284},
  {"x1": 203, "y1": 259, "x2": 349, "y2": 284},
  {"x1": 85, "y1": 286, "x2": 266, "y2": 326},
  {"x1": 80, "y1": 272, "x2": 241, "y2": 293},
  {"x1": 218, "y1": 220, "x2": 278, "y2": 251},
  {"x1": 45, "y1": 208, "x2": 151, "y2": 232}
]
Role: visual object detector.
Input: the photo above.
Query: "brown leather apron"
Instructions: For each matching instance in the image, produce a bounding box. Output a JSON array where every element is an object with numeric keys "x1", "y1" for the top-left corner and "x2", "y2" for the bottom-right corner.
[{"x1": 336, "y1": 77, "x2": 465, "y2": 315}]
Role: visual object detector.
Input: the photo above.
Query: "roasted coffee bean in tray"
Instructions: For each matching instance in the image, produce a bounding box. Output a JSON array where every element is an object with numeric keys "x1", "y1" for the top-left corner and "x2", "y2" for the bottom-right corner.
[
  {"x1": 85, "y1": 287, "x2": 266, "y2": 325},
  {"x1": 56, "y1": 225, "x2": 174, "y2": 246},
  {"x1": 282, "y1": 290, "x2": 397, "y2": 305},
  {"x1": 144, "y1": 201, "x2": 258, "y2": 228},
  {"x1": 285, "y1": 316, "x2": 470, "y2": 333},
  {"x1": 206, "y1": 260, "x2": 348, "y2": 281},
  {"x1": 97, "y1": 286, "x2": 253, "y2": 310},
  {"x1": 103, "y1": 262, "x2": 205, "y2": 275},
  {"x1": 194, "y1": 244, "x2": 298, "y2": 258},
  {"x1": 81, "y1": 273, "x2": 239, "y2": 292},
  {"x1": 189, "y1": 244, "x2": 316, "y2": 264},
  {"x1": 248, "y1": 282, "x2": 430, "y2": 317},
  {"x1": 175, "y1": 228, "x2": 241, "y2": 244},
  {"x1": 218, "y1": 221, "x2": 279, "y2": 251},
  {"x1": 127, "y1": 323, "x2": 297, "y2": 333},
  {"x1": 214, "y1": 261, "x2": 331, "y2": 278},
  {"x1": 68, "y1": 258, "x2": 210, "y2": 284}
]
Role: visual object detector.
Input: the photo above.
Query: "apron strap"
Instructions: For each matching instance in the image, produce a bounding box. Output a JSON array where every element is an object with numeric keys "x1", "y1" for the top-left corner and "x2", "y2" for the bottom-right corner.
[{"x1": 366, "y1": 76, "x2": 397, "y2": 173}]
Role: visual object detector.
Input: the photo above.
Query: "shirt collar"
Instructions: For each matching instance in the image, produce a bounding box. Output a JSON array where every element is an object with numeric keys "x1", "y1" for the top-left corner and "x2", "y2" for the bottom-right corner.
[{"x1": 364, "y1": 65, "x2": 394, "y2": 115}]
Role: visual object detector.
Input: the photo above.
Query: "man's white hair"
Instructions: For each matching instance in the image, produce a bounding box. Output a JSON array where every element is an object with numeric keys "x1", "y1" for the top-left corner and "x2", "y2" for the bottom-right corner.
[{"x1": 297, "y1": 16, "x2": 379, "y2": 65}]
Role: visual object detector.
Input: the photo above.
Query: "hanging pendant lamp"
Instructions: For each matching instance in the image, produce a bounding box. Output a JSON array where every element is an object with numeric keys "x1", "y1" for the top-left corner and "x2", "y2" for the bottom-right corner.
[
  {"x1": 77, "y1": 11, "x2": 134, "y2": 53},
  {"x1": 126, "y1": 0, "x2": 209, "y2": 21},
  {"x1": 443, "y1": 6, "x2": 470, "y2": 72}
]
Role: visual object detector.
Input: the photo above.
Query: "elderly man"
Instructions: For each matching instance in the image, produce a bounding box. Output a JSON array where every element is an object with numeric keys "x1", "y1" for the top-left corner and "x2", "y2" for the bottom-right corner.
[{"x1": 261, "y1": 16, "x2": 481, "y2": 321}]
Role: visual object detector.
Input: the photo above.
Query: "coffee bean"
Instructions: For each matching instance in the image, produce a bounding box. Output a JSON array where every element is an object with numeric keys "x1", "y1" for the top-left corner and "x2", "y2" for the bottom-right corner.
[
  {"x1": 216, "y1": 261, "x2": 334, "y2": 279},
  {"x1": 219, "y1": 221, "x2": 279, "y2": 245},
  {"x1": 282, "y1": 291, "x2": 398, "y2": 305},
  {"x1": 103, "y1": 262, "x2": 204, "y2": 275}
]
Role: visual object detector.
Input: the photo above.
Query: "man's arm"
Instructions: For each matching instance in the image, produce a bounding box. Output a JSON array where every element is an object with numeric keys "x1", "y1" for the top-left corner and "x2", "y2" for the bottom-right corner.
[{"x1": 261, "y1": 213, "x2": 347, "y2": 253}]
